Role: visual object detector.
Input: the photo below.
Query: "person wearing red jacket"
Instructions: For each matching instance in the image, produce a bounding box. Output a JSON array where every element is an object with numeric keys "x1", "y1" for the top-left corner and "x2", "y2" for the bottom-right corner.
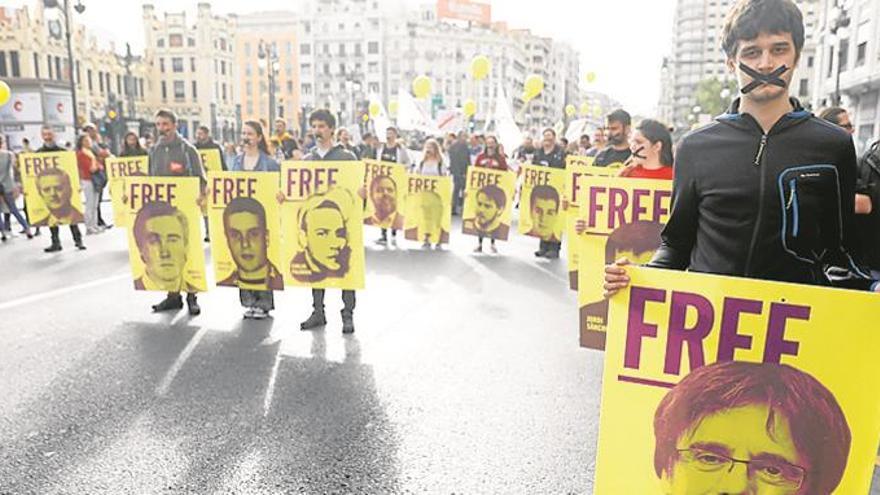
[
  {"x1": 75, "y1": 134, "x2": 102, "y2": 235},
  {"x1": 472, "y1": 135, "x2": 509, "y2": 253},
  {"x1": 617, "y1": 119, "x2": 674, "y2": 180}
]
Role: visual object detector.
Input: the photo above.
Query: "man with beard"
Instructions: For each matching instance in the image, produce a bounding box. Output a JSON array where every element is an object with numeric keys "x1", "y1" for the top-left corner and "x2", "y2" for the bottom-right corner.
[
  {"x1": 37, "y1": 126, "x2": 85, "y2": 252},
  {"x1": 513, "y1": 135, "x2": 536, "y2": 164},
  {"x1": 374, "y1": 126, "x2": 411, "y2": 244},
  {"x1": 299, "y1": 109, "x2": 359, "y2": 334},
  {"x1": 463, "y1": 184, "x2": 509, "y2": 240},
  {"x1": 146, "y1": 109, "x2": 206, "y2": 315},
  {"x1": 364, "y1": 174, "x2": 404, "y2": 231},
  {"x1": 532, "y1": 128, "x2": 566, "y2": 258},
  {"x1": 132, "y1": 201, "x2": 197, "y2": 293},
  {"x1": 269, "y1": 118, "x2": 299, "y2": 160},
  {"x1": 594, "y1": 109, "x2": 632, "y2": 167},
  {"x1": 219, "y1": 197, "x2": 283, "y2": 290}
]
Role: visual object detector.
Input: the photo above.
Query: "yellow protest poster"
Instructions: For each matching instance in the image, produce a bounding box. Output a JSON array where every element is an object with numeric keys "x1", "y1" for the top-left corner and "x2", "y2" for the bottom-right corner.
[
  {"x1": 461, "y1": 167, "x2": 516, "y2": 241},
  {"x1": 564, "y1": 156, "x2": 621, "y2": 289},
  {"x1": 518, "y1": 164, "x2": 565, "y2": 242},
  {"x1": 594, "y1": 266, "x2": 880, "y2": 495},
  {"x1": 576, "y1": 177, "x2": 671, "y2": 349},
  {"x1": 106, "y1": 155, "x2": 149, "y2": 227},
  {"x1": 362, "y1": 159, "x2": 408, "y2": 230},
  {"x1": 403, "y1": 174, "x2": 453, "y2": 245},
  {"x1": 280, "y1": 161, "x2": 365, "y2": 290},
  {"x1": 198, "y1": 148, "x2": 223, "y2": 173},
  {"x1": 18, "y1": 151, "x2": 84, "y2": 227},
  {"x1": 207, "y1": 171, "x2": 284, "y2": 291},
  {"x1": 123, "y1": 177, "x2": 207, "y2": 292}
]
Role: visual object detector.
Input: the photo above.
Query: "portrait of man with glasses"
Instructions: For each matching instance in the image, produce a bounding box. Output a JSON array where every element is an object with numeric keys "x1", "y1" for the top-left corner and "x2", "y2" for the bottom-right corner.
[{"x1": 652, "y1": 361, "x2": 851, "y2": 494}]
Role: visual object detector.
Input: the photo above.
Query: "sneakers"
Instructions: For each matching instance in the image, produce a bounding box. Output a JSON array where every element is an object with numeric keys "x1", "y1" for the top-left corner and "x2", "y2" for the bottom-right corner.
[
  {"x1": 342, "y1": 316, "x2": 355, "y2": 334},
  {"x1": 252, "y1": 308, "x2": 269, "y2": 320},
  {"x1": 186, "y1": 294, "x2": 201, "y2": 316},
  {"x1": 152, "y1": 295, "x2": 183, "y2": 312},
  {"x1": 422, "y1": 241, "x2": 432, "y2": 249},
  {"x1": 473, "y1": 245, "x2": 482, "y2": 253},
  {"x1": 545, "y1": 250, "x2": 560, "y2": 259},
  {"x1": 534, "y1": 249, "x2": 547, "y2": 258},
  {"x1": 300, "y1": 310, "x2": 327, "y2": 330},
  {"x1": 44, "y1": 243, "x2": 62, "y2": 253},
  {"x1": 243, "y1": 308, "x2": 256, "y2": 319},
  {"x1": 75, "y1": 243, "x2": 86, "y2": 250},
  {"x1": 490, "y1": 244, "x2": 498, "y2": 254},
  {"x1": 375, "y1": 237, "x2": 388, "y2": 246}
]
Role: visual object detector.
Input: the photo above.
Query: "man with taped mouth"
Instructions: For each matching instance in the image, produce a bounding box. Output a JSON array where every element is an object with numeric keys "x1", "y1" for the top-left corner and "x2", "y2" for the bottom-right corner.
[{"x1": 604, "y1": 0, "x2": 879, "y2": 297}]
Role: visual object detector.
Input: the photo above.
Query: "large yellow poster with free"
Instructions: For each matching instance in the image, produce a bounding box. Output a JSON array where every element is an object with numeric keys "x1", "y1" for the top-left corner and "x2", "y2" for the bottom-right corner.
[
  {"x1": 461, "y1": 167, "x2": 516, "y2": 241},
  {"x1": 363, "y1": 159, "x2": 408, "y2": 230},
  {"x1": 403, "y1": 174, "x2": 452, "y2": 245},
  {"x1": 594, "y1": 266, "x2": 880, "y2": 494},
  {"x1": 280, "y1": 161, "x2": 365, "y2": 290},
  {"x1": 518, "y1": 164, "x2": 565, "y2": 242},
  {"x1": 207, "y1": 171, "x2": 284, "y2": 291},
  {"x1": 564, "y1": 156, "x2": 620, "y2": 289},
  {"x1": 198, "y1": 148, "x2": 223, "y2": 173},
  {"x1": 123, "y1": 177, "x2": 207, "y2": 292},
  {"x1": 106, "y1": 155, "x2": 148, "y2": 227},
  {"x1": 19, "y1": 151, "x2": 84, "y2": 227},
  {"x1": 577, "y1": 177, "x2": 672, "y2": 349}
]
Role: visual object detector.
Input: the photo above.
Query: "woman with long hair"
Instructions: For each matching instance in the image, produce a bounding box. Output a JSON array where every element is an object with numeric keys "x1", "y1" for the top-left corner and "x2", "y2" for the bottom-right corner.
[
  {"x1": 120, "y1": 131, "x2": 148, "y2": 157},
  {"x1": 415, "y1": 138, "x2": 446, "y2": 176},
  {"x1": 618, "y1": 119, "x2": 674, "y2": 180},
  {"x1": 75, "y1": 134, "x2": 102, "y2": 234}
]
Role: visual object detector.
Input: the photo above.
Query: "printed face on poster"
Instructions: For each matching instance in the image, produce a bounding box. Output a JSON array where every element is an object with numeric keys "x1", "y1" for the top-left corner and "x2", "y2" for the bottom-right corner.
[
  {"x1": 594, "y1": 266, "x2": 880, "y2": 495},
  {"x1": 19, "y1": 151, "x2": 84, "y2": 227},
  {"x1": 106, "y1": 156, "x2": 149, "y2": 227},
  {"x1": 461, "y1": 167, "x2": 516, "y2": 241},
  {"x1": 207, "y1": 171, "x2": 284, "y2": 291},
  {"x1": 123, "y1": 177, "x2": 207, "y2": 292},
  {"x1": 280, "y1": 161, "x2": 365, "y2": 290},
  {"x1": 518, "y1": 164, "x2": 565, "y2": 242},
  {"x1": 576, "y1": 177, "x2": 672, "y2": 349},
  {"x1": 363, "y1": 159, "x2": 408, "y2": 230},
  {"x1": 403, "y1": 174, "x2": 453, "y2": 245}
]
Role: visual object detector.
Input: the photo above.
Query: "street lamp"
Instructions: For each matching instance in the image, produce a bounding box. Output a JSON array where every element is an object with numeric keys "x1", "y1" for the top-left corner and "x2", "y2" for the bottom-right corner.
[
  {"x1": 829, "y1": 4, "x2": 851, "y2": 106},
  {"x1": 257, "y1": 40, "x2": 279, "y2": 124},
  {"x1": 43, "y1": 0, "x2": 85, "y2": 131}
]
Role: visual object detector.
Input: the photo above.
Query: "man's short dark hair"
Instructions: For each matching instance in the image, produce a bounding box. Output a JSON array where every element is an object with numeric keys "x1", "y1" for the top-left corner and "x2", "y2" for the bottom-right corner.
[
  {"x1": 386, "y1": 126, "x2": 399, "y2": 136},
  {"x1": 604, "y1": 220, "x2": 663, "y2": 264},
  {"x1": 654, "y1": 361, "x2": 850, "y2": 494},
  {"x1": 133, "y1": 201, "x2": 188, "y2": 253},
  {"x1": 309, "y1": 109, "x2": 336, "y2": 130},
  {"x1": 721, "y1": 0, "x2": 805, "y2": 59},
  {"x1": 542, "y1": 127, "x2": 556, "y2": 137},
  {"x1": 369, "y1": 174, "x2": 397, "y2": 194},
  {"x1": 362, "y1": 132, "x2": 373, "y2": 140},
  {"x1": 197, "y1": 125, "x2": 210, "y2": 134},
  {"x1": 607, "y1": 109, "x2": 632, "y2": 127},
  {"x1": 478, "y1": 184, "x2": 506, "y2": 210},
  {"x1": 155, "y1": 109, "x2": 178, "y2": 123},
  {"x1": 223, "y1": 197, "x2": 267, "y2": 233},
  {"x1": 530, "y1": 185, "x2": 560, "y2": 210}
]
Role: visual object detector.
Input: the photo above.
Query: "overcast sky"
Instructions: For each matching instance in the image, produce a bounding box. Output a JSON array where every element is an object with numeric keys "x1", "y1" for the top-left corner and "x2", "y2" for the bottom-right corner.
[{"x1": 5, "y1": 0, "x2": 677, "y2": 116}]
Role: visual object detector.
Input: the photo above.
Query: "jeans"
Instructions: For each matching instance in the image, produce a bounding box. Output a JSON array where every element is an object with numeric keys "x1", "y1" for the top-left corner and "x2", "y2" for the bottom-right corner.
[
  {"x1": 452, "y1": 174, "x2": 466, "y2": 213},
  {"x1": 240, "y1": 289, "x2": 274, "y2": 311},
  {"x1": 49, "y1": 224, "x2": 83, "y2": 245},
  {"x1": 96, "y1": 186, "x2": 108, "y2": 226},
  {"x1": 540, "y1": 240, "x2": 561, "y2": 254},
  {"x1": 0, "y1": 190, "x2": 29, "y2": 231},
  {"x1": 312, "y1": 289, "x2": 356, "y2": 317},
  {"x1": 82, "y1": 180, "x2": 98, "y2": 231}
]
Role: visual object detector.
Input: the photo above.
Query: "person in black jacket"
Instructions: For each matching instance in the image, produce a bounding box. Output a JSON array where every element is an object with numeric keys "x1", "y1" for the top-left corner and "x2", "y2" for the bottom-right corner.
[
  {"x1": 37, "y1": 126, "x2": 85, "y2": 252},
  {"x1": 194, "y1": 125, "x2": 227, "y2": 171},
  {"x1": 855, "y1": 140, "x2": 880, "y2": 276},
  {"x1": 604, "y1": 0, "x2": 878, "y2": 296},
  {"x1": 532, "y1": 128, "x2": 566, "y2": 259}
]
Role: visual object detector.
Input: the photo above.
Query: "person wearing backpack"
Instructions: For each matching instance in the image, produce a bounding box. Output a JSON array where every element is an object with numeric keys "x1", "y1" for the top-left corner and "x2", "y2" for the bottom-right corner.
[{"x1": 856, "y1": 139, "x2": 880, "y2": 276}]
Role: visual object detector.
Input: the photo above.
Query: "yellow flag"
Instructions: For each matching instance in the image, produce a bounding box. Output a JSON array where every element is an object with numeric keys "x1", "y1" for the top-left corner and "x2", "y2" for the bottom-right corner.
[
  {"x1": 123, "y1": 177, "x2": 207, "y2": 292},
  {"x1": 280, "y1": 161, "x2": 365, "y2": 290},
  {"x1": 595, "y1": 266, "x2": 880, "y2": 494},
  {"x1": 106, "y1": 155, "x2": 149, "y2": 227},
  {"x1": 19, "y1": 151, "x2": 84, "y2": 227},
  {"x1": 576, "y1": 177, "x2": 672, "y2": 349},
  {"x1": 461, "y1": 167, "x2": 516, "y2": 241},
  {"x1": 363, "y1": 159, "x2": 408, "y2": 230},
  {"x1": 403, "y1": 174, "x2": 453, "y2": 245},
  {"x1": 207, "y1": 171, "x2": 284, "y2": 291},
  {"x1": 198, "y1": 148, "x2": 223, "y2": 173},
  {"x1": 518, "y1": 164, "x2": 565, "y2": 242}
]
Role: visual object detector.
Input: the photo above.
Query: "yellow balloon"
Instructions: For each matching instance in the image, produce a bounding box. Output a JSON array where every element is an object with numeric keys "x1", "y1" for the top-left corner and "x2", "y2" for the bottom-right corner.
[
  {"x1": 471, "y1": 55, "x2": 491, "y2": 81},
  {"x1": 362, "y1": 113, "x2": 370, "y2": 122},
  {"x1": 580, "y1": 102, "x2": 590, "y2": 116},
  {"x1": 412, "y1": 75, "x2": 432, "y2": 99},
  {"x1": 108, "y1": 110, "x2": 117, "y2": 119},
  {"x1": 524, "y1": 74, "x2": 544, "y2": 100},
  {"x1": 593, "y1": 107, "x2": 603, "y2": 118},
  {"x1": 463, "y1": 99, "x2": 477, "y2": 117},
  {"x1": 388, "y1": 100, "x2": 399, "y2": 116},
  {"x1": 585, "y1": 72, "x2": 597, "y2": 84},
  {"x1": 368, "y1": 102, "x2": 381, "y2": 117},
  {"x1": 0, "y1": 81, "x2": 10, "y2": 107},
  {"x1": 565, "y1": 104, "x2": 576, "y2": 117},
  {"x1": 521, "y1": 91, "x2": 531, "y2": 103}
]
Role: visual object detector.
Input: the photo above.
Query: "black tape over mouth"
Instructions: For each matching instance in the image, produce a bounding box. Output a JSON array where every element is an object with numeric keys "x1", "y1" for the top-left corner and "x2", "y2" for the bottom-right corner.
[
  {"x1": 631, "y1": 146, "x2": 647, "y2": 160},
  {"x1": 739, "y1": 63, "x2": 788, "y2": 94}
]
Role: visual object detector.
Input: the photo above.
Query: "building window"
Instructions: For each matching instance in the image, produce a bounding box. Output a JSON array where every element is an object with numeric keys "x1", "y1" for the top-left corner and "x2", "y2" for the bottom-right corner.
[
  {"x1": 9, "y1": 50, "x2": 19, "y2": 78},
  {"x1": 323, "y1": 63, "x2": 330, "y2": 75},
  {"x1": 139, "y1": 78, "x2": 144, "y2": 98},
  {"x1": 300, "y1": 43, "x2": 310, "y2": 55},
  {"x1": 187, "y1": 37, "x2": 195, "y2": 47},
  {"x1": 368, "y1": 41, "x2": 379, "y2": 54},
  {"x1": 106, "y1": 73, "x2": 111, "y2": 94},
  {"x1": 33, "y1": 53, "x2": 39, "y2": 79},
  {"x1": 222, "y1": 83, "x2": 227, "y2": 101},
  {"x1": 47, "y1": 55, "x2": 53, "y2": 79},
  {"x1": 55, "y1": 56, "x2": 62, "y2": 81},
  {"x1": 354, "y1": 43, "x2": 362, "y2": 56},
  {"x1": 368, "y1": 82, "x2": 379, "y2": 93},
  {"x1": 0, "y1": 52, "x2": 7, "y2": 78},
  {"x1": 169, "y1": 34, "x2": 183, "y2": 47},
  {"x1": 286, "y1": 42, "x2": 293, "y2": 55},
  {"x1": 322, "y1": 43, "x2": 330, "y2": 55},
  {"x1": 190, "y1": 57, "x2": 196, "y2": 72},
  {"x1": 98, "y1": 71, "x2": 104, "y2": 92},
  {"x1": 339, "y1": 43, "x2": 346, "y2": 56},
  {"x1": 246, "y1": 81, "x2": 253, "y2": 93},
  {"x1": 826, "y1": 48, "x2": 834, "y2": 78},
  {"x1": 302, "y1": 83, "x2": 312, "y2": 95},
  {"x1": 219, "y1": 39, "x2": 227, "y2": 51},
  {"x1": 161, "y1": 81, "x2": 167, "y2": 100},
  {"x1": 172, "y1": 57, "x2": 183, "y2": 73},
  {"x1": 856, "y1": 42, "x2": 867, "y2": 67},
  {"x1": 157, "y1": 38, "x2": 165, "y2": 48},
  {"x1": 87, "y1": 70, "x2": 93, "y2": 91},
  {"x1": 287, "y1": 80, "x2": 293, "y2": 93},
  {"x1": 221, "y1": 61, "x2": 226, "y2": 76},
  {"x1": 192, "y1": 81, "x2": 198, "y2": 99},
  {"x1": 798, "y1": 78, "x2": 808, "y2": 97},
  {"x1": 839, "y1": 39, "x2": 849, "y2": 72},
  {"x1": 160, "y1": 58, "x2": 165, "y2": 73},
  {"x1": 174, "y1": 80, "x2": 185, "y2": 100},
  {"x1": 75, "y1": 61, "x2": 80, "y2": 85},
  {"x1": 117, "y1": 75, "x2": 122, "y2": 94}
]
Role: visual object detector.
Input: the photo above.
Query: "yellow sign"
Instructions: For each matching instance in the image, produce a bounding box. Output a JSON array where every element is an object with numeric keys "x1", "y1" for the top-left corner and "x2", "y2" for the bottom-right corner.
[
  {"x1": 518, "y1": 164, "x2": 565, "y2": 242},
  {"x1": 595, "y1": 266, "x2": 880, "y2": 495},
  {"x1": 198, "y1": 148, "x2": 223, "y2": 173},
  {"x1": 564, "y1": 155, "x2": 620, "y2": 289},
  {"x1": 106, "y1": 155, "x2": 149, "y2": 227},
  {"x1": 280, "y1": 161, "x2": 365, "y2": 290},
  {"x1": 576, "y1": 177, "x2": 672, "y2": 349},
  {"x1": 363, "y1": 159, "x2": 408, "y2": 230},
  {"x1": 461, "y1": 167, "x2": 516, "y2": 241},
  {"x1": 123, "y1": 177, "x2": 207, "y2": 292},
  {"x1": 207, "y1": 171, "x2": 284, "y2": 291},
  {"x1": 19, "y1": 151, "x2": 84, "y2": 227},
  {"x1": 403, "y1": 174, "x2": 452, "y2": 245}
]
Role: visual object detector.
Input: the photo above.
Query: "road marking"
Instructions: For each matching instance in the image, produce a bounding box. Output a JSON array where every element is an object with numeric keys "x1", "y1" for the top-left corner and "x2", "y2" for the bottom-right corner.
[
  {"x1": 0, "y1": 272, "x2": 129, "y2": 311},
  {"x1": 155, "y1": 326, "x2": 209, "y2": 397},
  {"x1": 262, "y1": 346, "x2": 282, "y2": 417}
]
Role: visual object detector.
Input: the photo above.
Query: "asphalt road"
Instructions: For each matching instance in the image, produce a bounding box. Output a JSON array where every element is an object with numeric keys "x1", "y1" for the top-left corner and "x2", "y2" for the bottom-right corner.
[{"x1": 0, "y1": 206, "x2": 877, "y2": 494}]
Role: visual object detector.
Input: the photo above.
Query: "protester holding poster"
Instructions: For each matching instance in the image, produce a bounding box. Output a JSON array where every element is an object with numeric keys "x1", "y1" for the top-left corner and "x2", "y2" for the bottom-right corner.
[
  {"x1": 617, "y1": 119, "x2": 674, "y2": 180},
  {"x1": 467, "y1": 135, "x2": 511, "y2": 253},
  {"x1": 594, "y1": 266, "x2": 880, "y2": 494},
  {"x1": 593, "y1": 109, "x2": 632, "y2": 167},
  {"x1": 404, "y1": 174, "x2": 452, "y2": 249},
  {"x1": 146, "y1": 109, "x2": 206, "y2": 315},
  {"x1": 195, "y1": 126, "x2": 227, "y2": 172},
  {"x1": 31, "y1": 126, "x2": 85, "y2": 252},
  {"x1": 531, "y1": 129, "x2": 566, "y2": 258},
  {"x1": 106, "y1": 155, "x2": 149, "y2": 228},
  {"x1": 604, "y1": 0, "x2": 878, "y2": 297},
  {"x1": 374, "y1": 127, "x2": 412, "y2": 245},
  {"x1": 75, "y1": 134, "x2": 103, "y2": 235},
  {"x1": 284, "y1": 109, "x2": 362, "y2": 335},
  {"x1": 363, "y1": 159, "x2": 407, "y2": 244}
]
